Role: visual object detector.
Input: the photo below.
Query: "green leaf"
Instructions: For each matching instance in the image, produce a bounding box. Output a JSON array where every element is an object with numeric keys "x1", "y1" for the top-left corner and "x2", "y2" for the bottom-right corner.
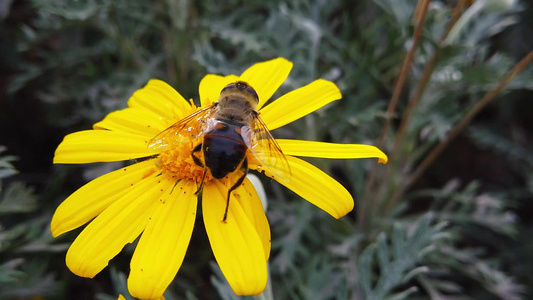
[
  {"x1": 357, "y1": 214, "x2": 449, "y2": 300},
  {"x1": 0, "y1": 182, "x2": 38, "y2": 215},
  {"x1": 0, "y1": 146, "x2": 18, "y2": 180}
]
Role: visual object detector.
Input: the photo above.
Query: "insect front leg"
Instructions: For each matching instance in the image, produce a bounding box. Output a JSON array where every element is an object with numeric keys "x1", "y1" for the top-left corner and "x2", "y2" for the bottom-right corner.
[
  {"x1": 223, "y1": 158, "x2": 248, "y2": 222},
  {"x1": 192, "y1": 143, "x2": 207, "y2": 195},
  {"x1": 191, "y1": 143, "x2": 204, "y2": 167}
]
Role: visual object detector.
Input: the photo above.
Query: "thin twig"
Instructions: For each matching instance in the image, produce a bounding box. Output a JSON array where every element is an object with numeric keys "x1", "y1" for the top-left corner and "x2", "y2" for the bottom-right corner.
[
  {"x1": 379, "y1": 0, "x2": 468, "y2": 214},
  {"x1": 379, "y1": 0, "x2": 431, "y2": 147},
  {"x1": 441, "y1": 0, "x2": 470, "y2": 44},
  {"x1": 389, "y1": 0, "x2": 468, "y2": 164},
  {"x1": 389, "y1": 50, "x2": 533, "y2": 206},
  {"x1": 406, "y1": 50, "x2": 533, "y2": 189},
  {"x1": 358, "y1": 0, "x2": 431, "y2": 229}
]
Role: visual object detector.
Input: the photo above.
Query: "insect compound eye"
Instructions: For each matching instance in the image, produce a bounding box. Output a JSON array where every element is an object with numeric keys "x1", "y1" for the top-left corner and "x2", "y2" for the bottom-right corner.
[
  {"x1": 236, "y1": 81, "x2": 259, "y2": 103},
  {"x1": 235, "y1": 81, "x2": 247, "y2": 90},
  {"x1": 245, "y1": 85, "x2": 259, "y2": 103},
  {"x1": 221, "y1": 83, "x2": 237, "y2": 94}
]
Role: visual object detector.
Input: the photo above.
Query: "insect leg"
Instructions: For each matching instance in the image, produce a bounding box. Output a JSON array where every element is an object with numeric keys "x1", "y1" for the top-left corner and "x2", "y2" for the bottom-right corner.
[
  {"x1": 223, "y1": 158, "x2": 248, "y2": 222},
  {"x1": 192, "y1": 143, "x2": 207, "y2": 195},
  {"x1": 195, "y1": 169, "x2": 208, "y2": 195},
  {"x1": 191, "y1": 143, "x2": 204, "y2": 167}
]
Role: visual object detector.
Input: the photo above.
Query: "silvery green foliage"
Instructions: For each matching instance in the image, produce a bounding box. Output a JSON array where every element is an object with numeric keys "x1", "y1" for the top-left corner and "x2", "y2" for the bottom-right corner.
[
  {"x1": 358, "y1": 214, "x2": 448, "y2": 300},
  {"x1": 0, "y1": 148, "x2": 64, "y2": 298},
  {"x1": 0, "y1": 146, "x2": 17, "y2": 180}
]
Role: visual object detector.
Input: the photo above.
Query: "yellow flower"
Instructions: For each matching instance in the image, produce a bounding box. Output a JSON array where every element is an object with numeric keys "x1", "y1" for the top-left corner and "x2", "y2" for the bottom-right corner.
[
  {"x1": 119, "y1": 294, "x2": 164, "y2": 300},
  {"x1": 51, "y1": 58, "x2": 387, "y2": 299}
]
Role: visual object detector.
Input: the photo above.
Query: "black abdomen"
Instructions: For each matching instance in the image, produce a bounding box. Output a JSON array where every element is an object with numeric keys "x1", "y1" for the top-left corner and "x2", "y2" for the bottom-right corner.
[{"x1": 203, "y1": 122, "x2": 247, "y2": 179}]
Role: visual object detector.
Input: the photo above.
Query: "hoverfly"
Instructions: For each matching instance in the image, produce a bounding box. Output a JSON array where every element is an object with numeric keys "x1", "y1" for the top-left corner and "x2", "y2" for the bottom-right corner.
[{"x1": 148, "y1": 81, "x2": 290, "y2": 221}]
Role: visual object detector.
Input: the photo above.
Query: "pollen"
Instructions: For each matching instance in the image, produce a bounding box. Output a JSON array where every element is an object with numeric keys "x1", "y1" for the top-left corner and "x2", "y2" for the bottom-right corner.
[{"x1": 156, "y1": 140, "x2": 213, "y2": 185}]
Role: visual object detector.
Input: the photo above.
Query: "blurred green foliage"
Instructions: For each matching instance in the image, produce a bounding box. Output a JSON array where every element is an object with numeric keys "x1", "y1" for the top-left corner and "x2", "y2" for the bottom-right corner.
[{"x1": 1, "y1": 0, "x2": 533, "y2": 299}]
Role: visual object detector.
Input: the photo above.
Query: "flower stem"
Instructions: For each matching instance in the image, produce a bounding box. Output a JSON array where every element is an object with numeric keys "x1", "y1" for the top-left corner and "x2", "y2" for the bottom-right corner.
[{"x1": 248, "y1": 175, "x2": 273, "y2": 300}]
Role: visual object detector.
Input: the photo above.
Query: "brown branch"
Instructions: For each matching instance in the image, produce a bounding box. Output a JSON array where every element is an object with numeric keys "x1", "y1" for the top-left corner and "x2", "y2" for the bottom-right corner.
[
  {"x1": 387, "y1": 50, "x2": 533, "y2": 207},
  {"x1": 379, "y1": 0, "x2": 469, "y2": 214},
  {"x1": 405, "y1": 50, "x2": 533, "y2": 189},
  {"x1": 359, "y1": 0, "x2": 431, "y2": 229},
  {"x1": 389, "y1": 0, "x2": 469, "y2": 163}
]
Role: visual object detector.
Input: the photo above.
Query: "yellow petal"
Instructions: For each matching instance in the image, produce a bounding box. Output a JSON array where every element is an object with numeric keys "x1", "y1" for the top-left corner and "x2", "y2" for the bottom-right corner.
[
  {"x1": 66, "y1": 176, "x2": 173, "y2": 278},
  {"x1": 93, "y1": 107, "x2": 169, "y2": 138},
  {"x1": 259, "y1": 79, "x2": 341, "y2": 130},
  {"x1": 199, "y1": 74, "x2": 239, "y2": 107},
  {"x1": 128, "y1": 180, "x2": 197, "y2": 300},
  {"x1": 128, "y1": 79, "x2": 192, "y2": 122},
  {"x1": 277, "y1": 139, "x2": 388, "y2": 164},
  {"x1": 51, "y1": 159, "x2": 159, "y2": 237},
  {"x1": 239, "y1": 58, "x2": 293, "y2": 109},
  {"x1": 54, "y1": 130, "x2": 156, "y2": 164},
  {"x1": 234, "y1": 177, "x2": 271, "y2": 260},
  {"x1": 277, "y1": 156, "x2": 354, "y2": 219},
  {"x1": 202, "y1": 180, "x2": 267, "y2": 296},
  {"x1": 118, "y1": 294, "x2": 164, "y2": 300}
]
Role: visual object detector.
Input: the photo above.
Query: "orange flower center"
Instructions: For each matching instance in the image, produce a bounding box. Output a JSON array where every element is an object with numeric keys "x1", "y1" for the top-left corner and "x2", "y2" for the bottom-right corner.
[{"x1": 156, "y1": 138, "x2": 214, "y2": 185}]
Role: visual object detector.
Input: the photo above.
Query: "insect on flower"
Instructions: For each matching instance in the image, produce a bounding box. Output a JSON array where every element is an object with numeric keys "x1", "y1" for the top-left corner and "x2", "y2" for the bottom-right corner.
[
  {"x1": 148, "y1": 81, "x2": 290, "y2": 221},
  {"x1": 51, "y1": 58, "x2": 389, "y2": 298}
]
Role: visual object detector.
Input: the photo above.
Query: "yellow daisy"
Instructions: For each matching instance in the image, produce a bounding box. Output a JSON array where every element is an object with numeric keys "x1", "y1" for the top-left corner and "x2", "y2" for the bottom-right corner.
[{"x1": 51, "y1": 58, "x2": 387, "y2": 299}]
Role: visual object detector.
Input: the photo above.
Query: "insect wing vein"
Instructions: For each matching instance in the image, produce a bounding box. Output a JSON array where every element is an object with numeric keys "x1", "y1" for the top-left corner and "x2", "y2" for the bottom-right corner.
[
  {"x1": 147, "y1": 105, "x2": 215, "y2": 151},
  {"x1": 250, "y1": 116, "x2": 291, "y2": 182}
]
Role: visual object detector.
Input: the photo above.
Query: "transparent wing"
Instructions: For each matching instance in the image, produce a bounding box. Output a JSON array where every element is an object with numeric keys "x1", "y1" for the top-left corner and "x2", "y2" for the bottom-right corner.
[
  {"x1": 148, "y1": 105, "x2": 215, "y2": 151},
  {"x1": 245, "y1": 115, "x2": 291, "y2": 182}
]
